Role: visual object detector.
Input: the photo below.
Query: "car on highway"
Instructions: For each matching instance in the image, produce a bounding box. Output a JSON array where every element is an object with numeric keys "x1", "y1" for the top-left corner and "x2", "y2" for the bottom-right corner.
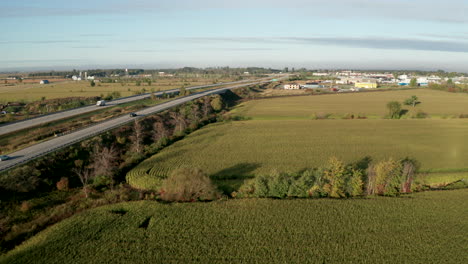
[
  {"x1": 0, "y1": 155, "x2": 10, "y2": 161},
  {"x1": 129, "y1": 113, "x2": 137, "y2": 117}
]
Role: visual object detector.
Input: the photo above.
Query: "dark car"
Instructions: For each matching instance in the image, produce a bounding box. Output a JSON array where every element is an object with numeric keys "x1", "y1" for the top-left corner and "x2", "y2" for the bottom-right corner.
[
  {"x1": 129, "y1": 113, "x2": 137, "y2": 117},
  {"x1": 0, "y1": 155, "x2": 10, "y2": 161}
]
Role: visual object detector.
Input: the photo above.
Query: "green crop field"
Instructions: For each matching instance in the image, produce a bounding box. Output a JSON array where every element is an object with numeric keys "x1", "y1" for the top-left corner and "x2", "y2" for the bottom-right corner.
[
  {"x1": 127, "y1": 119, "x2": 468, "y2": 190},
  {"x1": 0, "y1": 78, "x2": 235, "y2": 103},
  {"x1": 234, "y1": 89, "x2": 468, "y2": 119},
  {"x1": 2, "y1": 189, "x2": 467, "y2": 264}
]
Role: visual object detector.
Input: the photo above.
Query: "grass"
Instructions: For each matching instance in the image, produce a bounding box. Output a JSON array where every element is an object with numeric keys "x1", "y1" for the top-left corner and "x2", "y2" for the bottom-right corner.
[
  {"x1": 234, "y1": 88, "x2": 468, "y2": 119},
  {"x1": 1, "y1": 189, "x2": 467, "y2": 263},
  {"x1": 0, "y1": 77, "x2": 236, "y2": 103},
  {"x1": 127, "y1": 119, "x2": 468, "y2": 190}
]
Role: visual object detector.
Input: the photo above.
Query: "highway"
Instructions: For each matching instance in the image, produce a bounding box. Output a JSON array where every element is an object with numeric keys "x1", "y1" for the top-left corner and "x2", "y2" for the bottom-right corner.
[
  {"x1": 0, "y1": 78, "x2": 259, "y2": 136},
  {"x1": 0, "y1": 79, "x2": 274, "y2": 172}
]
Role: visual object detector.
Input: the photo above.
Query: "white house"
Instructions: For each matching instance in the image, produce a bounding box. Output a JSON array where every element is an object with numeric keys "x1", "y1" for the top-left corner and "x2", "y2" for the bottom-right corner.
[{"x1": 284, "y1": 84, "x2": 301, "y2": 90}]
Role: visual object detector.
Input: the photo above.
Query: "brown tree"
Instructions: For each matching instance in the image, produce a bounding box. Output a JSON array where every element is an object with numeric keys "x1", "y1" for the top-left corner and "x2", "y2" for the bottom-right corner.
[
  {"x1": 73, "y1": 168, "x2": 92, "y2": 198},
  {"x1": 90, "y1": 145, "x2": 119, "y2": 187},
  {"x1": 202, "y1": 97, "x2": 212, "y2": 118},
  {"x1": 129, "y1": 120, "x2": 144, "y2": 154}
]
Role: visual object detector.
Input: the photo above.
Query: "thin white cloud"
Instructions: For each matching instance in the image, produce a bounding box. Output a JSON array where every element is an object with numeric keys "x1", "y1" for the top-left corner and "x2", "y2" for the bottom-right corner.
[
  {"x1": 1, "y1": 0, "x2": 467, "y2": 24},
  {"x1": 181, "y1": 36, "x2": 468, "y2": 53}
]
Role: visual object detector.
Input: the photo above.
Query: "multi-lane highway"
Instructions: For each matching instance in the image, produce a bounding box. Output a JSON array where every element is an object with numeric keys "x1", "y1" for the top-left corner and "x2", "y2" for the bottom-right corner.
[
  {"x1": 0, "y1": 78, "x2": 276, "y2": 172},
  {"x1": 0, "y1": 78, "x2": 259, "y2": 136}
]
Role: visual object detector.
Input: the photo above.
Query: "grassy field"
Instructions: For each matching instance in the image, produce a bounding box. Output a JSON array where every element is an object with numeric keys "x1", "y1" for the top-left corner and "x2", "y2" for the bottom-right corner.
[
  {"x1": 235, "y1": 88, "x2": 468, "y2": 119},
  {"x1": 0, "y1": 77, "x2": 236, "y2": 103},
  {"x1": 1, "y1": 189, "x2": 467, "y2": 263},
  {"x1": 127, "y1": 119, "x2": 468, "y2": 190}
]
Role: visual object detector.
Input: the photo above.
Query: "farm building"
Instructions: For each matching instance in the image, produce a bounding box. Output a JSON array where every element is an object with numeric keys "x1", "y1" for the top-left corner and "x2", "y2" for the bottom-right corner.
[
  {"x1": 355, "y1": 82, "x2": 377, "y2": 89},
  {"x1": 39, "y1": 80, "x2": 49, "y2": 84},
  {"x1": 284, "y1": 83, "x2": 301, "y2": 90},
  {"x1": 301, "y1": 82, "x2": 323, "y2": 89}
]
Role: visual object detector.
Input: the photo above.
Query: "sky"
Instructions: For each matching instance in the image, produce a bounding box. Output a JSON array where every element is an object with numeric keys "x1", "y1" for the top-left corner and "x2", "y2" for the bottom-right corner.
[{"x1": 1, "y1": 0, "x2": 468, "y2": 72}]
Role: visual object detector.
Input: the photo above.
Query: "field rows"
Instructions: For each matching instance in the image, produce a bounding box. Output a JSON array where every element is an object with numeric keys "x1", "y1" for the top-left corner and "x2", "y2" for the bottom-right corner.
[
  {"x1": 233, "y1": 89, "x2": 468, "y2": 119},
  {"x1": 127, "y1": 119, "x2": 468, "y2": 190},
  {"x1": 2, "y1": 190, "x2": 467, "y2": 263}
]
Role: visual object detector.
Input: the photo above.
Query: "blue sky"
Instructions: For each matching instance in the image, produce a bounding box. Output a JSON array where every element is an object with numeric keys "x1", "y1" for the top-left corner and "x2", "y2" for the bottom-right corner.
[{"x1": 1, "y1": 0, "x2": 468, "y2": 71}]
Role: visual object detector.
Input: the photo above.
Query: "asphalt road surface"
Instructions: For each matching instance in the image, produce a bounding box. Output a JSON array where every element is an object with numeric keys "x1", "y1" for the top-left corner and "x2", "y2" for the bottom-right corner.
[
  {"x1": 0, "y1": 79, "x2": 274, "y2": 172},
  {"x1": 0, "y1": 78, "x2": 259, "y2": 136}
]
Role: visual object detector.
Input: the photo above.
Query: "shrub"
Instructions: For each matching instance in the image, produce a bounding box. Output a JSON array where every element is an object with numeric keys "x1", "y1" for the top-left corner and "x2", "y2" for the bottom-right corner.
[
  {"x1": 386, "y1": 101, "x2": 402, "y2": 119},
  {"x1": 312, "y1": 112, "x2": 332, "y2": 120},
  {"x1": 345, "y1": 169, "x2": 363, "y2": 197},
  {"x1": 159, "y1": 168, "x2": 219, "y2": 202},
  {"x1": 19, "y1": 201, "x2": 32, "y2": 212},
  {"x1": 413, "y1": 110, "x2": 428, "y2": 119},
  {"x1": 56, "y1": 177, "x2": 69, "y2": 191},
  {"x1": 342, "y1": 113, "x2": 355, "y2": 119},
  {"x1": 374, "y1": 158, "x2": 403, "y2": 196},
  {"x1": 210, "y1": 96, "x2": 224, "y2": 112},
  {"x1": 267, "y1": 170, "x2": 293, "y2": 198},
  {"x1": 288, "y1": 170, "x2": 317, "y2": 198}
]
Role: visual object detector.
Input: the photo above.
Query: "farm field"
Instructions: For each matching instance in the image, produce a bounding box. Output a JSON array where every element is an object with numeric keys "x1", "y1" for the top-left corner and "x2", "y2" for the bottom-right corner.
[
  {"x1": 127, "y1": 119, "x2": 468, "y2": 191},
  {"x1": 2, "y1": 189, "x2": 467, "y2": 264},
  {"x1": 0, "y1": 77, "x2": 237, "y2": 103},
  {"x1": 234, "y1": 88, "x2": 468, "y2": 119}
]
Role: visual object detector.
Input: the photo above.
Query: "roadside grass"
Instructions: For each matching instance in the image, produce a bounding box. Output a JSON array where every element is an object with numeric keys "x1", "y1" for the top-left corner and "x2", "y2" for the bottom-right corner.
[
  {"x1": 127, "y1": 119, "x2": 468, "y2": 191},
  {"x1": 233, "y1": 88, "x2": 468, "y2": 119},
  {"x1": 1, "y1": 189, "x2": 467, "y2": 264}
]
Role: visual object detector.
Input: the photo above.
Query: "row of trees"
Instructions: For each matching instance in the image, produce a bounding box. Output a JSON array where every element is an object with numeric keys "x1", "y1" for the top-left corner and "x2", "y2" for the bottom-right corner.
[{"x1": 235, "y1": 157, "x2": 417, "y2": 199}]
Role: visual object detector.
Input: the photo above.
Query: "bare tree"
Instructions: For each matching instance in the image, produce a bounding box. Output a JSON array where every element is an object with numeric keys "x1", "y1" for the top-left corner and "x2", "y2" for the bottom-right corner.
[
  {"x1": 202, "y1": 96, "x2": 212, "y2": 118},
  {"x1": 91, "y1": 145, "x2": 119, "y2": 187},
  {"x1": 72, "y1": 164, "x2": 92, "y2": 198},
  {"x1": 366, "y1": 165, "x2": 376, "y2": 196},
  {"x1": 129, "y1": 120, "x2": 144, "y2": 153},
  {"x1": 170, "y1": 111, "x2": 186, "y2": 134},
  {"x1": 152, "y1": 120, "x2": 168, "y2": 142},
  {"x1": 190, "y1": 103, "x2": 202, "y2": 124},
  {"x1": 401, "y1": 161, "x2": 415, "y2": 193}
]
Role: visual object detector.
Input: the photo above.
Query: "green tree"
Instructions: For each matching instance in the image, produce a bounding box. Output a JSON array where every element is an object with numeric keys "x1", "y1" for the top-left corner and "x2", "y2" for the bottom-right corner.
[
  {"x1": 387, "y1": 101, "x2": 402, "y2": 119},
  {"x1": 323, "y1": 157, "x2": 346, "y2": 198},
  {"x1": 403, "y1": 95, "x2": 420, "y2": 107},
  {"x1": 410, "y1": 78, "x2": 418, "y2": 87},
  {"x1": 179, "y1": 86, "x2": 187, "y2": 96},
  {"x1": 90, "y1": 80, "x2": 96, "y2": 87},
  {"x1": 210, "y1": 96, "x2": 224, "y2": 112}
]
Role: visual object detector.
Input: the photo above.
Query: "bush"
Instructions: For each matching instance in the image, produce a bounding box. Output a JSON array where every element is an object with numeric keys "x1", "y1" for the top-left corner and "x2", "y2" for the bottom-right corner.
[
  {"x1": 288, "y1": 169, "x2": 318, "y2": 198},
  {"x1": 267, "y1": 170, "x2": 293, "y2": 198},
  {"x1": 312, "y1": 112, "x2": 332, "y2": 120},
  {"x1": 373, "y1": 158, "x2": 403, "y2": 196},
  {"x1": 413, "y1": 111, "x2": 428, "y2": 119},
  {"x1": 56, "y1": 177, "x2": 69, "y2": 191},
  {"x1": 387, "y1": 101, "x2": 402, "y2": 119},
  {"x1": 159, "y1": 168, "x2": 219, "y2": 202}
]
